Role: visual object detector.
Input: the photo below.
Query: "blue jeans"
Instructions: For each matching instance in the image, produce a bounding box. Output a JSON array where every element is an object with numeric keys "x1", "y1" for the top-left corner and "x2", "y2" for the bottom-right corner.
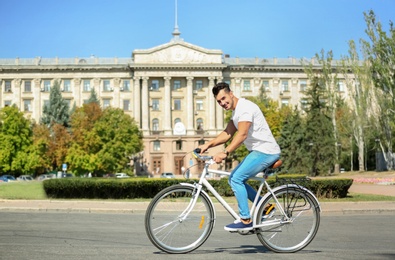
[{"x1": 228, "y1": 151, "x2": 280, "y2": 219}]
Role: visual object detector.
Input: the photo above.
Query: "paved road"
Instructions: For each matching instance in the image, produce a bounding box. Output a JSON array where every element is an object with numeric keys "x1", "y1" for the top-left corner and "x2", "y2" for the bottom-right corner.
[{"x1": 1, "y1": 211, "x2": 394, "y2": 260}]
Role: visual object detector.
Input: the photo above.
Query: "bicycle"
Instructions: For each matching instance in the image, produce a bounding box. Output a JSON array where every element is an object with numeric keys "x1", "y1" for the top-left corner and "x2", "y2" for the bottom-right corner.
[{"x1": 145, "y1": 149, "x2": 321, "y2": 254}]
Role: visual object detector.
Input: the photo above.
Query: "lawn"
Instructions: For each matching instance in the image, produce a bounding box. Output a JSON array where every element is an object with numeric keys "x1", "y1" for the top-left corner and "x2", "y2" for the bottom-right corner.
[{"x1": 0, "y1": 181, "x2": 48, "y2": 200}]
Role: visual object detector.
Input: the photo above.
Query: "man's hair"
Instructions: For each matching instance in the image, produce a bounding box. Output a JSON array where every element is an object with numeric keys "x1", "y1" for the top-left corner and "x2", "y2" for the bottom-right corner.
[{"x1": 212, "y1": 82, "x2": 231, "y2": 97}]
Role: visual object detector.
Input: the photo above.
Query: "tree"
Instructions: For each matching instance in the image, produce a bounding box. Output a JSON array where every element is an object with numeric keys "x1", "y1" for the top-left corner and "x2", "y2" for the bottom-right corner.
[
  {"x1": 66, "y1": 105, "x2": 143, "y2": 175},
  {"x1": 361, "y1": 10, "x2": 395, "y2": 170},
  {"x1": 303, "y1": 77, "x2": 336, "y2": 176},
  {"x1": 303, "y1": 50, "x2": 342, "y2": 173},
  {"x1": 93, "y1": 107, "x2": 143, "y2": 174},
  {"x1": 340, "y1": 40, "x2": 375, "y2": 171},
  {"x1": 41, "y1": 80, "x2": 70, "y2": 127},
  {"x1": 87, "y1": 88, "x2": 100, "y2": 105},
  {"x1": 0, "y1": 106, "x2": 34, "y2": 175},
  {"x1": 277, "y1": 108, "x2": 308, "y2": 174}
]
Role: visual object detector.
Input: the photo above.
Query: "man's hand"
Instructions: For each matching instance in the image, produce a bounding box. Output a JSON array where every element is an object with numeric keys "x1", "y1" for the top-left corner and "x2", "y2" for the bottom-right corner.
[{"x1": 213, "y1": 152, "x2": 227, "y2": 164}]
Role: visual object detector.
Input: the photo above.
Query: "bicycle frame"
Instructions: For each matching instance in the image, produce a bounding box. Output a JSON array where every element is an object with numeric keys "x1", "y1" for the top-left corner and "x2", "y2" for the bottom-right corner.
[{"x1": 180, "y1": 159, "x2": 296, "y2": 229}]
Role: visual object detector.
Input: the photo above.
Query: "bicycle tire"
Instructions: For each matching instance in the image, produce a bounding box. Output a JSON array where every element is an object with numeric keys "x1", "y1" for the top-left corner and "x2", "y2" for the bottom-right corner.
[
  {"x1": 255, "y1": 186, "x2": 320, "y2": 253},
  {"x1": 145, "y1": 184, "x2": 215, "y2": 254}
]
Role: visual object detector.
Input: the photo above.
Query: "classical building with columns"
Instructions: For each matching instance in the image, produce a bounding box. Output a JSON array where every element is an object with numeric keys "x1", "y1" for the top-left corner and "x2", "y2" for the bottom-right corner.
[{"x1": 0, "y1": 32, "x2": 347, "y2": 177}]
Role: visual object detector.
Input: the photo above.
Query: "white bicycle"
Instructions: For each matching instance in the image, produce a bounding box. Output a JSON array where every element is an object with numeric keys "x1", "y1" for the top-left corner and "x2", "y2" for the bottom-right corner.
[{"x1": 145, "y1": 149, "x2": 321, "y2": 253}]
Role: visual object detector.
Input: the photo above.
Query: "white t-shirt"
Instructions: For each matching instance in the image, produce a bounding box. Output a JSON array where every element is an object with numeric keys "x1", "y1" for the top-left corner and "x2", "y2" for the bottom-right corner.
[{"x1": 231, "y1": 98, "x2": 281, "y2": 154}]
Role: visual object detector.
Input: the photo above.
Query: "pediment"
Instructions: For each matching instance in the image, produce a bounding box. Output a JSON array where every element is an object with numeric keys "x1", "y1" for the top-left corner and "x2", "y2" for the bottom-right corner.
[{"x1": 133, "y1": 41, "x2": 223, "y2": 64}]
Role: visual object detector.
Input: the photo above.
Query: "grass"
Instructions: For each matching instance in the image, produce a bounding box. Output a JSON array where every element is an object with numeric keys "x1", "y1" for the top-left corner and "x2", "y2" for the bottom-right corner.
[
  {"x1": 1, "y1": 180, "x2": 395, "y2": 202},
  {"x1": 0, "y1": 181, "x2": 47, "y2": 200}
]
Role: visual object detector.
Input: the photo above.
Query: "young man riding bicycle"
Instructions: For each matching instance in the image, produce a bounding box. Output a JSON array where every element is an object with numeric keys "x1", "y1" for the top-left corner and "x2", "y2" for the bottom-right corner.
[{"x1": 198, "y1": 82, "x2": 281, "y2": 231}]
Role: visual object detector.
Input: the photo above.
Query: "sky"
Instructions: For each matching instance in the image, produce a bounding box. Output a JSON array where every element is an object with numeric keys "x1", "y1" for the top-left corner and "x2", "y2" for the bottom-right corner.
[{"x1": 0, "y1": 0, "x2": 394, "y2": 60}]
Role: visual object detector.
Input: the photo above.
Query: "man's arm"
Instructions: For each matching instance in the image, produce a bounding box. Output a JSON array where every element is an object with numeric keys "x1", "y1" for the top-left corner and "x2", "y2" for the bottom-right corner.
[
  {"x1": 199, "y1": 120, "x2": 237, "y2": 153},
  {"x1": 225, "y1": 121, "x2": 251, "y2": 154}
]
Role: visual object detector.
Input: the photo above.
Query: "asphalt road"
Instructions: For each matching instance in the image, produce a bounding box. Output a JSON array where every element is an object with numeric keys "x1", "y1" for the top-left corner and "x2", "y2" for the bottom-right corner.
[{"x1": 0, "y1": 211, "x2": 394, "y2": 260}]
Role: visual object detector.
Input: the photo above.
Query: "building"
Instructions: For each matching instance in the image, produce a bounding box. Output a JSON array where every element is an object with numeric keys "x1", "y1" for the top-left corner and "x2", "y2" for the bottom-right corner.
[{"x1": 0, "y1": 30, "x2": 347, "y2": 177}]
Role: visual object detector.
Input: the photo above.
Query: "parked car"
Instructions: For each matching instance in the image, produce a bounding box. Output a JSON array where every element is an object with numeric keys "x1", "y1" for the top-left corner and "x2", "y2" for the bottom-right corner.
[
  {"x1": 115, "y1": 173, "x2": 130, "y2": 178},
  {"x1": 36, "y1": 174, "x2": 55, "y2": 181},
  {"x1": 0, "y1": 175, "x2": 16, "y2": 182},
  {"x1": 17, "y1": 175, "x2": 34, "y2": 181},
  {"x1": 160, "y1": 172, "x2": 175, "y2": 179}
]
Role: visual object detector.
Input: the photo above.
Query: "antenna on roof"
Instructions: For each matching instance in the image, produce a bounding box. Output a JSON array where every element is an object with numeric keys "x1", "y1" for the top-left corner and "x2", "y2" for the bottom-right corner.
[{"x1": 172, "y1": 0, "x2": 182, "y2": 41}]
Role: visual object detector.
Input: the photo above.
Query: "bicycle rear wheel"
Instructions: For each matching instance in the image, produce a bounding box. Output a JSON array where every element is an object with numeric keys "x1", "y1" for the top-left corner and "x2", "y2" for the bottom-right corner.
[
  {"x1": 145, "y1": 184, "x2": 215, "y2": 254},
  {"x1": 256, "y1": 186, "x2": 320, "y2": 253}
]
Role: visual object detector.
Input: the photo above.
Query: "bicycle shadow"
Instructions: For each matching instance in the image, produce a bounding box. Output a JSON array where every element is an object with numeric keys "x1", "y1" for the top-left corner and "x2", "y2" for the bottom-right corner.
[{"x1": 154, "y1": 245, "x2": 321, "y2": 255}]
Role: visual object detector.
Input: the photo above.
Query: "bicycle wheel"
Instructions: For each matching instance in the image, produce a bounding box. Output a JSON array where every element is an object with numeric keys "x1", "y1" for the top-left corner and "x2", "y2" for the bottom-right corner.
[
  {"x1": 256, "y1": 186, "x2": 320, "y2": 253},
  {"x1": 145, "y1": 184, "x2": 215, "y2": 254}
]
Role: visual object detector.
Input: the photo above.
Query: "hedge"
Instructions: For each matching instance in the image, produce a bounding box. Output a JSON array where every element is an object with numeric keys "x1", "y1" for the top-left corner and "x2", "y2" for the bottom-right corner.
[{"x1": 43, "y1": 175, "x2": 353, "y2": 199}]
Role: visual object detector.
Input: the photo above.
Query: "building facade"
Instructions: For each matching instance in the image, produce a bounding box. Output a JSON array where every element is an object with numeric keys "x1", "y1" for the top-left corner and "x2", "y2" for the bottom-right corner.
[{"x1": 0, "y1": 36, "x2": 347, "y2": 177}]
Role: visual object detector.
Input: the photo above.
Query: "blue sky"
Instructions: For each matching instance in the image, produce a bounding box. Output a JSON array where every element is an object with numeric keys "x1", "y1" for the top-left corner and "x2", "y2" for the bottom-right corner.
[{"x1": 0, "y1": 0, "x2": 394, "y2": 59}]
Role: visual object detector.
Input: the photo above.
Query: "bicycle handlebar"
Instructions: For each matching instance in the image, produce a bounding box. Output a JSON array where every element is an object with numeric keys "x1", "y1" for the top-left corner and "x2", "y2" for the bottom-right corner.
[{"x1": 192, "y1": 148, "x2": 213, "y2": 162}]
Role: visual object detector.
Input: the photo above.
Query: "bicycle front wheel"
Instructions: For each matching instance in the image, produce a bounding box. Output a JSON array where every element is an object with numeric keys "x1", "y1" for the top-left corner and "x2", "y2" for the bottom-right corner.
[
  {"x1": 145, "y1": 184, "x2": 215, "y2": 254},
  {"x1": 256, "y1": 186, "x2": 320, "y2": 253}
]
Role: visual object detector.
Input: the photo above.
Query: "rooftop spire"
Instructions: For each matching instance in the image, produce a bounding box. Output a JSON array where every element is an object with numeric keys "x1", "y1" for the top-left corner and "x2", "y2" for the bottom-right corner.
[{"x1": 172, "y1": 0, "x2": 183, "y2": 41}]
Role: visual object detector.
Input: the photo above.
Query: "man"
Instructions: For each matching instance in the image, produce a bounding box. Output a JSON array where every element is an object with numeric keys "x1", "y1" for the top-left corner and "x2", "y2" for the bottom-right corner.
[{"x1": 198, "y1": 82, "x2": 281, "y2": 231}]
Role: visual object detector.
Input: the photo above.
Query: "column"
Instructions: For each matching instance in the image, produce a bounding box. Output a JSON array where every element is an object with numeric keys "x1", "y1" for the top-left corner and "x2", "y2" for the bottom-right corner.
[
  {"x1": 186, "y1": 76, "x2": 194, "y2": 135},
  {"x1": 141, "y1": 77, "x2": 149, "y2": 135},
  {"x1": 216, "y1": 76, "x2": 224, "y2": 131},
  {"x1": 113, "y1": 78, "x2": 121, "y2": 108},
  {"x1": 208, "y1": 76, "x2": 216, "y2": 135},
  {"x1": 73, "y1": 78, "x2": 81, "y2": 107},
  {"x1": 33, "y1": 78, "x2": 41, "y2": 122},
  {"x1": 163, "y1": 76, "x2": 172, "y2": 135},
  {"x1": 133, "y1": 76, "x2": 141, "y2": 127}
]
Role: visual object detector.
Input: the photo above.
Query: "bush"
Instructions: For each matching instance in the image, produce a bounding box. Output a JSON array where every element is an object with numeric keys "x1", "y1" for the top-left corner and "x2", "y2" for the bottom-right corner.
[{"x1": 43, "y1": 176, "x2": 353, "y2": 199}]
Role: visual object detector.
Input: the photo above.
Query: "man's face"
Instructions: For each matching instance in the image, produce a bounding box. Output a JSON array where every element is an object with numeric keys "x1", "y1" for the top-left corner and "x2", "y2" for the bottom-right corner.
[{"x1": 215, "y1": 89, "x2": 234, "y2": 110}]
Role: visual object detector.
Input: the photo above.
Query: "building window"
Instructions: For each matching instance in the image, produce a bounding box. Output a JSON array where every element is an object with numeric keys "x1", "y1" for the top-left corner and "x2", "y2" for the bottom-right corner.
[
  {"x1": 4, "y1": 80, "x2": 12, "y2": 92},
  {"x1": 337, "y1": 80, "x2": 345, "y2": 92},
  {"x1": 152, "y1": 118, "x2": 159, "y2": 131},
  {"x1": 151, "y1": 80, "x2": 159, "y2": 91},
  {"x1": 43, "y1": 80, "x2": 51, "y2": 92},
  {"x1": 196, "y1": 118, "x2": 204, "y2": 131},
  {"x1": 173, "y1": 99, "x2": 181, "y2": 110},
  {"x1": 122, "y1": 80, "x2": 130, "y2": 91},
  {"x1": 195, "y1": 80, "x2": 203, "y2": 91},
  {"x1": 281, "y1": 99, "x2": 289, "y2": 107},
  {"x1": 281, "y1": 80, "x2": 289, "y2": 92},
  {"x1": 64, "y1": 99, "x2": 72, "y2": 109},
  {"x1": 173, "y1": 80, "x2": 181, "y2": 91},
  {"x1": 300, "y1": 80, "x2": 307, "y2": 92},
  {"x1": 24, "y1": 80, "x2": 32, "y2": 92},
  {"x1": 152, "y1": 99, "x2": 160, "y2": 110},
  {"x1": 83, "y1": 80, "x2": 91, "y2": 92},
  {"x1": 263, "y1": 80, "x2": 270, "y2": 92},
  {"x1": 63, "y1": 80, "x2": 71, "y2": 92},
  {"x1": 103, "y1": 80, "x2": 111, "y2": 92},
  {"x1": 198, "y1": 139, "x2": 205, "y2": 145},
  {"x1": 23, "y1": 99, "x2": 32, "y2": 112},
  {"x1": 4, "y1": 100, "x2": 12, "y2": 107},
  {"x1": 176, "y1": 140, "x2": 182, "y2": 151},
  {"x1": 243, "y1": 80, "x2": 251, "y2": 91},
  {"x1": 43, "y1": 100, "x2": 49, "y2": 109},
  {"x1": 153, "y1": 140, "x2": 161, "y2": 151},
  {"x1": 103, "y1": 99, "x2": 111, "y2": 108},
  {"x1": 123, "y1": 99, "x2": 130, "y2": 111},
  {"x1": 196, "y1": 100, "x2": 203, "y2": 111}
]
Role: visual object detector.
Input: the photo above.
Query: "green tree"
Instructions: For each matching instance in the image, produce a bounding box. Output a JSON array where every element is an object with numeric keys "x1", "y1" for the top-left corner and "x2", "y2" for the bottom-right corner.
[
  {"x1": 277, "y1": 108, "x2": 308, "y2": 174},
  {"x1": 361, "y1": 10, "x2": 395, "y2": 170},
  {"x1": 0, "y1": 106, "x2": 34, "y2": 175},
  {"x1": 93, "y1": 107, "x2": 143, "y2": 173},
  {"x1": 87, "y1": 88, "x2": 100, "y2": 105},
  {"x1": 41, "y1": 80, "x2": 70, "y2": 127},
  {"x1": 304, "y1": 77, "x2": 335, "y2": 176}
]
